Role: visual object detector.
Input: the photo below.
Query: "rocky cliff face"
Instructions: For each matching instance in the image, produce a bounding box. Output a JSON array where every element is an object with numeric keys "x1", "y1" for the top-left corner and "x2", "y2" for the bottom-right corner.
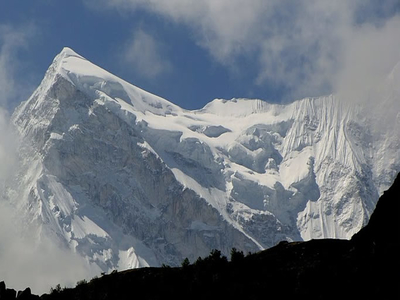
[
  {"x1": 26, "y1": 173, "x2": 400, "y2": 299},
  {"x1": 4, "y1": 48, "x2": 399, "y2": 273}
]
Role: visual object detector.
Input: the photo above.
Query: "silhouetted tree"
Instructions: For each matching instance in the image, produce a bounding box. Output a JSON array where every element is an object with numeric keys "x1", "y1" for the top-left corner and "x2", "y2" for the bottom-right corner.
[
  {"x1": 230, "y1": 248, "x2": 245, "y2": 263},
  {"x1": 181, "y1": 257, "x2": 190, "y2": 268}
]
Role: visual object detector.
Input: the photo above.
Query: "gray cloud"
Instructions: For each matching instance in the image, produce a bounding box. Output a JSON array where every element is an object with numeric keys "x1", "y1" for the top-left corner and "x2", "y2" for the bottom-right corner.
[
  {"x1": 123, "y1": 28, "x2": 172, "y2": 79},
  {"x1": 0, "y1": 201, "x2": 96, "y2": 295},
  {"x1": 86, "y1": 0, "x2": 400, "y2": 103},
  {"x1": 0, "y1": 24, "x2": 36, "y2": 107},
  {"x1": 335, "y1": 16, "x2": 400, "y2": 103},
  {"x1": 0, "y1": 108, "x2": 17, "y2": 187},
  {"x1": 0, "y1": 27, "x2": 22, "y2": 106}
]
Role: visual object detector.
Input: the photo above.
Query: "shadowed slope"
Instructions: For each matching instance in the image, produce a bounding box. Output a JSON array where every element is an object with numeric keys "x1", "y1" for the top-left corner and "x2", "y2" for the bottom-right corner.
[{"x1": 34, "y1": 173, "x2": 400, "y2": 299}]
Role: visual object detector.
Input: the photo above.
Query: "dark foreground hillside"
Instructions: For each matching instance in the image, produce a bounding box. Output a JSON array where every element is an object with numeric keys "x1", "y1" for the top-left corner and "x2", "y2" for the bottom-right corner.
[{"x1": 2, "y1": 173, "x2": 400, "y2": 299}]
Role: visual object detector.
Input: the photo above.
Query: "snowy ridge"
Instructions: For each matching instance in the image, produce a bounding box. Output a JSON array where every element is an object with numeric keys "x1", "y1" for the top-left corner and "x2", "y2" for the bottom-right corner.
[
  {"x1": 59, "y1": 47, "x2": 182, "y2": 116},
  {"x1": 199, "y1": 98, "x2": 279, "y2": 117},
  {"x1": 6, "y1": 48, "x2": 400, "y2": 274}
]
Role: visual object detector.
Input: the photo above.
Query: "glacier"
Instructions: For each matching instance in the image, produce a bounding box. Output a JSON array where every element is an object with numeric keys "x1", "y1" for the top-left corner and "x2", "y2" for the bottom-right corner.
[{"x1": 3, "y1": 47, "x2": 399, "y2": 274}]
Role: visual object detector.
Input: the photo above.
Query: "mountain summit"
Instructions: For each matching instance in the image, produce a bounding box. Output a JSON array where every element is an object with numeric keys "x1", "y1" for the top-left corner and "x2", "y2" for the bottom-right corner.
[{"x1": 6, "y1": 48, "x2": 400, "y2": 274}]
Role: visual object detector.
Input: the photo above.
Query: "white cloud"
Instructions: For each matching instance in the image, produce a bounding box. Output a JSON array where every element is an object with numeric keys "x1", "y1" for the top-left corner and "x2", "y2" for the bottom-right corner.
[
  {"x1": 0, "y1": 24, "x2": 35, "y2": 106},
  {"x1": 0, "y1": 27, "x2": 23, "y2": 106},
  {"x1": 0, "y1": 201, "x2": 95, "y2": 294},
  {"x1": 0, "y1": 108, "x2": 17, "y2": 184},
  {"x1": 87, "y1": 0, "x2": 400, "y2": 102},
  {"x1": 123, "y1": 29, "x2": 172, "y2": 78},
  {"x1": 111, "y1": 0, "x2": 267, "y2": 62},
  {"x1": 335, "y1": 16, "x2": 400, "y2": 103}
]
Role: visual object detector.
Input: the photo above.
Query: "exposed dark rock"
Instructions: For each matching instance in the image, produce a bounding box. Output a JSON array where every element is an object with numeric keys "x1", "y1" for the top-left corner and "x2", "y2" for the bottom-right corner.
[
  {"x1": 0, "y1": 281, "x2": 6, "y2": 296},
  {"x1": 17, "y1": 288, "x2": 32, "y2": 299},
  {"x1": 5, "y1": 288, "x2": 16, "y2": 300},
  {"x1": 352, "y1": 172, "x2": 400, "y2": 245}
]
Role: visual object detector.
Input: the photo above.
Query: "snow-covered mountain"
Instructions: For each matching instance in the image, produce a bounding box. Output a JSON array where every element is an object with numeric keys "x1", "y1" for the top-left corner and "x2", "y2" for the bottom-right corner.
[{"x1": 5, "y1": 47, "x2": 400, "y2": 272}]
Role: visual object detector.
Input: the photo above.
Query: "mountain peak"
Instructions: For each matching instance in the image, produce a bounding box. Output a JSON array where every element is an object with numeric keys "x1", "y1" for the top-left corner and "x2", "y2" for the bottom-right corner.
[
  {"x1": 38, "y1": 46, "x2": 182, "y2": 116},
  {"x1": 8, "y1": 46, "x2": 399, "y2": 289},
  {"x1": 58, "y1": 47, "x2": 84, "y2": 59},
  {"x1": 50, "y1": 47, "x2": 86, "y2": 77}
]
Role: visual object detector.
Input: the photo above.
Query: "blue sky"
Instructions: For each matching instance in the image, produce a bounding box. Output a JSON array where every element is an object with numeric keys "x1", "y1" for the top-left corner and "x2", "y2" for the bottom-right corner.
[{"x1": 1, "y1": 0, "x2": 400, "y2": 110}]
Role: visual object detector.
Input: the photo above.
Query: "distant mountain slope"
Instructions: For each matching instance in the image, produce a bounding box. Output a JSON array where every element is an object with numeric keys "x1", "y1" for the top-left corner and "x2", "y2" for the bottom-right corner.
[
  {"x1": 4, "y1": 47, "x2": 399, "y2": 275},
  {"x1": 27, "y1": 172, "x2": 399, "y2": 299}
]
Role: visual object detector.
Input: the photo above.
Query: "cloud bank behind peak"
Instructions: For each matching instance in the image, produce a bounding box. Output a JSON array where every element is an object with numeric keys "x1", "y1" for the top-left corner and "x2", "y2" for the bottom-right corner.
[{"x1": 86, "y1": 0, "x2": 400, "y2": 103}]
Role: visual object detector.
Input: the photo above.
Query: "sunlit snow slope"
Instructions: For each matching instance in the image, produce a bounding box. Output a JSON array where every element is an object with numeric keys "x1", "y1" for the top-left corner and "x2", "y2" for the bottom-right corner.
[{"x1": 7, "y1": 48, "x2": 400, "y2": 272}]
